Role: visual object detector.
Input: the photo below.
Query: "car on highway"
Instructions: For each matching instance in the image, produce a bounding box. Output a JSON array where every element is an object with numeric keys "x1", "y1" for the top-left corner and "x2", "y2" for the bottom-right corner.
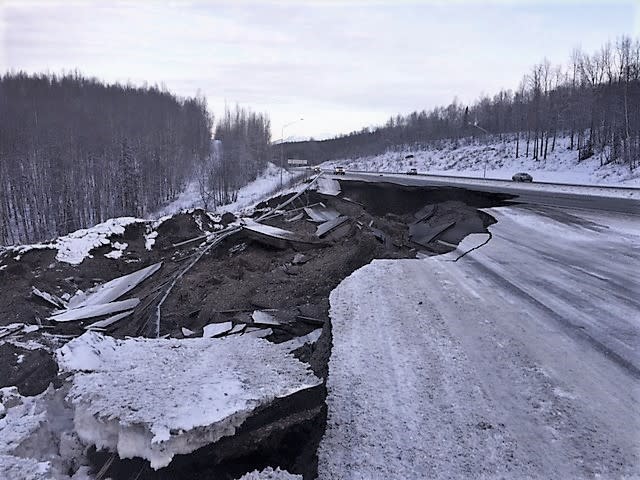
[
  {"x1": 512, "y1": 172, "x2": 533, "y2": 182},
  {"x1": 334, "y1": 166, "x2": 346, "y2": 175},
  {"x1": 313, "y1": 166, "x2": 321, "y2": 173},
  {"x1": 406, "y1": 168, "x2": 418, "y2": 175}
]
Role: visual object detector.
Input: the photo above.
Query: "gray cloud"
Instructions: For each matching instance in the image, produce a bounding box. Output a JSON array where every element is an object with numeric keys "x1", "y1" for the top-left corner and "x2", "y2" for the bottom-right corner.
[{"x1": 2, "y1": 0, "x2": 636, "y2": 138}]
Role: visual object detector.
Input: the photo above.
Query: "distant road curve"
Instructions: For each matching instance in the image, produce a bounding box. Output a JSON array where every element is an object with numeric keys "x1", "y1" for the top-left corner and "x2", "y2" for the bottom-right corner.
[{"x1": 319, "y1": 169, "x2": 640, "y2": 215}]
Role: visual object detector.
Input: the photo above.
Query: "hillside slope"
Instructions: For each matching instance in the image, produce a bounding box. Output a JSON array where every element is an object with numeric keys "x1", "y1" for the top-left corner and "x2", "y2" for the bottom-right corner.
[{"x1": 323, "y1": 137, "x2": 640, "y2": 186}]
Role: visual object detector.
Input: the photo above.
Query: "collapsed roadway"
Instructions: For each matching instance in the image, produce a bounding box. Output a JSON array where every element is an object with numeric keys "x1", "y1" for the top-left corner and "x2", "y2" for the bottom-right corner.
[{"x1": 0, "y1": 172, "x2": 637, "y2": 479}]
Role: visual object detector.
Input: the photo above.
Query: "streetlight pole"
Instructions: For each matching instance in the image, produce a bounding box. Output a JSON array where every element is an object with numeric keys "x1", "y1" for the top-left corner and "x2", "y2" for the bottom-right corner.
[
  {"x1": 472, "y1": 121, "x2": 490, "y2": 179},
  {"x1": 280, "y1": 118, "x2": 304, "y2": 189}
]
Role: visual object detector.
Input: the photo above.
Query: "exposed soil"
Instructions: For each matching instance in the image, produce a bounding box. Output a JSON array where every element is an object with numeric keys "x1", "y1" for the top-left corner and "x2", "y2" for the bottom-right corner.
[{"x1": 0, "y1": 180, "x2": 511, "y2": 479}]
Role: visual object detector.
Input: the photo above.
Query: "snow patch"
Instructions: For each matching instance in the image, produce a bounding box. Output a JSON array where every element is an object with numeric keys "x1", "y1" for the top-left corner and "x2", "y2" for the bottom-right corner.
[
  {"x1": 153, "y1": 163, "x2": 302, "y2": 219},
  {"x1": 144, "y1": 230, "x2": 158, "y2": 250},
  {"x1": 0, "y1": 386, "x2": 81, "y2": 480},
  {"x1": 104, "y1": 241, "x2": 128, "y2": 259},
  {"x1": 11, "y1": 217, "x2": 145, "y2": 265},
  {"x1": 236, "y1": 466, "x2": 303, "y2": 479}
]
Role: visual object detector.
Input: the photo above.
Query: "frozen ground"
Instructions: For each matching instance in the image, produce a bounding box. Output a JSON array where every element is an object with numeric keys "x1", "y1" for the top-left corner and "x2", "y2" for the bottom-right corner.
[
  {"x1": 322, "y1": 136, "x2": 640, "y2": 186},
  {"x1": 319, "y1": 205, "x2": 640, "y2": 478}
]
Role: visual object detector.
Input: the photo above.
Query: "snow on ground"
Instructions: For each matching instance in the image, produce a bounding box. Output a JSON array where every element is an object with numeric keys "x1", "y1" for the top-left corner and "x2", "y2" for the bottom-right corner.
[
  {"x1": 0, "y1": 386, "x2": 87, "y2": 480},
  {"x1": 318, "y1": 205, "x2": 640, "y2": 479},
  {"x1": 153, "y1": 163, "x2": 301, "y2": 218},
  {"x1": 10, "y1": 217, "x2": 144, "y2": 265},
  {"x1": 57, "y1": 331, "x2": 322, "y2": 470},
  {"x1": 236, "y1": 467, "x2": 302, "y2": 480},
  {"x1": 322, "y1": 136, "x2": 640, "y2": 186}
]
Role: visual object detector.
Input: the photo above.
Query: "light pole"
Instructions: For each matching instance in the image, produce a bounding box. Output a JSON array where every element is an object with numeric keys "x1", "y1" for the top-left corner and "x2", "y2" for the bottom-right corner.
[
  {"x1": 472, "y1": 121, "x2": 490, "y2": 178},
  {"x1": 280, "y1": 117, "x2": 304, "y2": 189}
]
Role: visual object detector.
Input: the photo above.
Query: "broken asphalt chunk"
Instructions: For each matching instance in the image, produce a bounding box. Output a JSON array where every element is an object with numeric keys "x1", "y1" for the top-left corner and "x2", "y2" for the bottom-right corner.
[{"x1": 56, "y1": 332, "x2": 322, "y2": 470}]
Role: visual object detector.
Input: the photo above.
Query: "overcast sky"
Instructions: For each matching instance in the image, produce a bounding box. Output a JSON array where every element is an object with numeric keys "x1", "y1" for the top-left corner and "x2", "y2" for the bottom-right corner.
[{"x1": 1, "y1": 1, "x2": 638, "y2": 139}]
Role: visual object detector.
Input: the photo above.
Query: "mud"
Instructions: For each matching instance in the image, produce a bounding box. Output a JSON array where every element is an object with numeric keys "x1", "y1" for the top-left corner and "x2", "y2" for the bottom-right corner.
[{"x1": 0, "y1": 180, "x2": 510, "y2": 479}]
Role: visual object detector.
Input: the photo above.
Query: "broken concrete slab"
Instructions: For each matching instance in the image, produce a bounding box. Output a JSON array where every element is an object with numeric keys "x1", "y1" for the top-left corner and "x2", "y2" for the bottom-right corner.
[
  {"x1": 437, "y1": 215, "x2": 492, "y2": 245},
  {"x1": 315, "y1": 178, "x2": 341, "y2": 196},
  {"x1": 409, "y1": 221, "x2": 456, "y2": 248},
  {"x1": 281, "y1": 329, "x2": 322, "y2": 351},
  {"x1": 242, "y1": 219, "x2": 320, "y2": 249},
  {"x1": 316, "y1": 217, "x2": 350, "y2": 238},
  {"x1": 67, "y1": 262, "x2": 162, "y2": 309},
  {"x1": 181, "y1": 327, "x2": 195, "y2": 337},
  {"x1": 229, "y1": 324, "x2": 246, "y2": 335},
  {"x1": 56, "y1": 332, "x2": 321, "y2": 470},
  {"x1": 31, "y1": 287, "x2": 67, "y2": 310},
  {"x1": 245, "y1": 327, "x2": 273, "y2": 338},
  {"x1": 252, "y1": 311, "x2": 281, "y2": 326},
  {"x1": 203, "y1": 321, "x2": 233, "y2": 338},
  {"x1": 413, "y1": 204, "x2": 436, "y2": 222},
  {"x1": 48, "y1": 298, "x2": 141, "y2": 323},
  {"x1": 303, "y1": 206, "x2": 340, "y2": 223},
  {"x1": 84, "y1": 310, "x2": 134, "y2": 331}
]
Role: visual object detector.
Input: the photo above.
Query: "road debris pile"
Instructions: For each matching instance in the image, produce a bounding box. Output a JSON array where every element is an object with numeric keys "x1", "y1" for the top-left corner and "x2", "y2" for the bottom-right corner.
[{"x1": 0, "y1": 176, "x2": 511, "y2": 479}]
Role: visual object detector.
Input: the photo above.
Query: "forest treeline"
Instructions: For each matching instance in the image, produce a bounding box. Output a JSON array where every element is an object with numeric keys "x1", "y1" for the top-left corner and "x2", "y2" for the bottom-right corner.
[
  {"x1": 283, "y1": 36, "x2": 639, "y2": 171},
  {"x1": 0, "y1": 73, "x2": 273, "y2": 245},
  {"x1": 198, "y1": 106, "x2": 271, "y2": 210},
  {"x1": 0, "y1": 72, "x2": 211, "y2": 244}
]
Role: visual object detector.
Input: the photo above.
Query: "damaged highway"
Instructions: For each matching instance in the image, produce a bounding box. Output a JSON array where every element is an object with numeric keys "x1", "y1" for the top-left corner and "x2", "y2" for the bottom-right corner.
[{"x1": 0, "y1": 174, "x2": 510, "y2": 479}]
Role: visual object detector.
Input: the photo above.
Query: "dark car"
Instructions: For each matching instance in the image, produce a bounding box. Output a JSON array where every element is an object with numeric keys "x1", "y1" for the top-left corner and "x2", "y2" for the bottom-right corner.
[{"x1": 512, "y1": 172, "x2": 533, "y2": 182}]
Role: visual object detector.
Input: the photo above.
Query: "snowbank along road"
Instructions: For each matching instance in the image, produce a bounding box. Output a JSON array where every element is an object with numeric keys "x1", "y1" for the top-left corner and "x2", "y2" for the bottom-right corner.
[{"x1": 319, "y1": 203, "x2": 640, "y2": 479}]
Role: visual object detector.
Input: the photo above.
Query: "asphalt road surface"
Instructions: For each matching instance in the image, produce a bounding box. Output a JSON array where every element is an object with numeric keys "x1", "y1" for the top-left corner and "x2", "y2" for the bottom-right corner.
[{"x1": 318, "y1": 204, "x2": 640, "y2": 479}]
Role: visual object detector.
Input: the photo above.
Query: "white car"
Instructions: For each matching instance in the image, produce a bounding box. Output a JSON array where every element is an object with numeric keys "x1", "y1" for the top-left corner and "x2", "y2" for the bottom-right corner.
[{"x1": 334, "y1": 166, "x2": 346, "y2": 175}]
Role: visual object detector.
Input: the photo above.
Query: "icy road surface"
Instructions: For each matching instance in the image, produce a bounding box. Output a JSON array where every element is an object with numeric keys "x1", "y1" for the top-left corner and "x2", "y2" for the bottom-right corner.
[{"x1": 319, "y1": 205, "x2": 639, "y2": 479}]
